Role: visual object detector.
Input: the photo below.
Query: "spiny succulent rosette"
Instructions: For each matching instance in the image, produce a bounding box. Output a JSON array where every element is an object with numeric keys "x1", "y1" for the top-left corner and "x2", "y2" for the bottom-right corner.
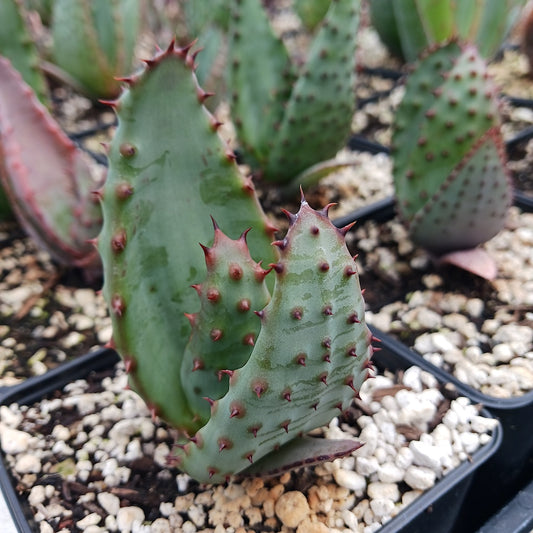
[
  {"x1": 391, "y1": 40, "x2": 512, "y2": 257},
  {"x1": 98, "y1": 41, "x2": 375, "y2": 483}
]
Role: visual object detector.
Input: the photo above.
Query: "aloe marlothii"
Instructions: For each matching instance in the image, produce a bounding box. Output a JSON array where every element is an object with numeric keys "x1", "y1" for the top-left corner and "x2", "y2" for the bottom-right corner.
[
  {"x1": 369, "y1": 0, "x2": 525, "y2": 63},
  {"x1": 391, "y1": 41, "x2": 512, "y2": 265},
  {"x1": 228, "y1": 0, "x2": 360, "y2": 186},
  {"x1": 0, "y1": 57, "x2": 102, "y2": 268},
  {"x1": 51, "y1": 0, "x2": 141, "y2": 99},
  {"x1": 98, "y1": 42, "x2": 374, "y2": 482}
]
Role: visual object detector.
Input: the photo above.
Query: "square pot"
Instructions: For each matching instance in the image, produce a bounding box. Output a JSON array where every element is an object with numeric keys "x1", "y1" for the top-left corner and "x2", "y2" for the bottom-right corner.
[{"x1": 0, "y1": 345, "x2": 500, "y2": 533}]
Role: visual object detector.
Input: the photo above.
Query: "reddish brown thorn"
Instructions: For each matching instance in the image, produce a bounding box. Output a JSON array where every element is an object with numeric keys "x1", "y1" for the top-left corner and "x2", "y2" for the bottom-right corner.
[
  {"x1": 280, "y1": 208, "x2": 297, "y2": 225},
  {"x1": 296, "y1": 353, "x2": 307, "y2": 366},
  {"x1": 91, "y1": 189, "x2": 103, "y2": 202},
  {"x1": 347, "y1": 312, "x2": 360, "y2": 324},
  {"x1": 338, "y1": 221, "x2": 356, "y2": 237},
  {"x1": 264, "y1": 220, "x2": 279, "y2": 236},
  {"x1": 124, "y1": 357, "x2": 135, "y2": 373},
  {"x1": 242, "y1": 333, "x2": 255, "y2": 346},
  {"x1": 272, "y1": 239, "x2": 287, "y2": 250},
  {"x1": 116, "y1": 182, "x2": 134, "y2": 199},
  {"x1": 323, "y1": 305, "x2": 333, "y2": 316},
  {"x1": 98, "y1": 99, "x2": 118, "y2": 108},
  {"x1": 242, "y1": 177, "x2": 255, "y2": 195},
  {"x1": 230, "y1": 401, "x2": 245, "y2": 418},
  {"x1": 218, "y1": 437, "x2": 233, "y2": 452},
  {"x1": 311, "y1": 402, "x2": 319, "y2": 411},
  {"x1": 111, "y1": 294, "x2": 126, "y2": 316},
  {"x1": 246, "y1": 453, "x2": 254, "y2": 464},
  {"x1": 111, "y1": 229, "x2": 127, "y2": 253},
  {"x1": 319, "y1": 202, "x2": 337, "y2": 218},
  {"x1": 119, "y1": 142, "x2": 136, "y2": 157},
  {"x1": 322, "y1": 338, "x2": 331, "y2": 349},
  {"x1": 206, "y1": 287, "x2": 220, "y2": 302},
  {"x1": 345, "y1": 376, "x2": 356, "y2": 391},
  {"x1": 323, "y1": 353, "x2": 331, "y2": 363},
  {"x1": 218, "y1": 369, "x2": 234, "y2": 381},
  {"x1": 208, "y1": 468, "x2": 218, "y2": 479},
  {"x1": 210, "y1": 328, "x2": 223, "y2": 342},
  {"x1": 371, "y1": 335, "x2": 381, "y2": 343},
  {"x1": 291, "y1": 307, "x2": 303, "y2": 320},
  {"x1": 319, "y1": 372, "x2": 328, "y2": 386},
  {"x1": 344, "y1": 265, "x2": 357, "y2": 277},
  {"x1": 249, "y1": 426, "x2": 261, "y2": 438},
  {"x1": 255, "y1": 265, "x2": 272, "y2": 282},
  {"x1": 282, "y1": 389, "x2": 292, "y2": 402},
  {"x1": 238, "y1": 298, "x2": 251, "y2": 312},
  {"x1": 203, "y1": 396, "x2": 215, "y2": 406},
  {"x1": 347, "y1": 347, "x2": 357, "y2": 357},
  {"x1": 149, "y1": 405, "x2": 159, "y2": 421},
  {"x1": 270, "y1": 262, "x2": 285, "y2": 274},
  {"x1": 254, "y1": 310, "x2": 265, "y2": 320},
  {"x1": 196, "y1": 86, "x2": 214, "y2": 103},
  {"x1": 319, "y1": 262, "x2": 330, "y2": 272},
  {"x1": 225, "y1": 149, "x2": 237, "y2": 162},
  {"x1": 184, "y1": 313, "x2": 197, "y2": 327},
  {"x1": 104, "y1": 338, "x2": 116, "y2": 350},
  {"x1": 209, "y1": 116, "x2": 223, "y2": 131},
  {"x1": 280, "y1": 420, "x2": 290, "y2": 433},
  {"x1": 229, "y1": 263, "x2": 243, "y2": 280},
  {"x1": 335, "y1": 402, "x2": 343, "y2": 412},
  {"x1": 191, "y1": 284, "x2": 202, "y2": 296},
  {"x1": 251, "y1": 379, "x2": 268, "y2": 398},
  {"x1": 192, "y1": 358, "x2": 204, "y2": 372}
]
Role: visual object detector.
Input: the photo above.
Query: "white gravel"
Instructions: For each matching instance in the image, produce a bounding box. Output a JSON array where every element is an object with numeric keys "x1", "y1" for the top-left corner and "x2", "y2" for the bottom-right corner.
[{"x1": 0, "y1": 359, "x2": 498, "y2": 533}]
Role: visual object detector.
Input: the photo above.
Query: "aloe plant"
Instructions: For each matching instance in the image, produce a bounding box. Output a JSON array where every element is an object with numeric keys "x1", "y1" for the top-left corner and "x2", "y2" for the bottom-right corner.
[
  {"x1": 391, "y1": 41, "x2": 512, "y2": 276},
  {"x1": 228, "y1": 0, "x2": 360, "y2": 186},
  {"x1": 0, "y1": 0, "x2": 48, "y2": 105},
  {"x1": 97, "y1": 42, "x2": 374, "y2": 483},
  {"x1": 0, "y1": 57, "x2": 103, "y2": 268},
  {"x1": 369, "y1": 0, "x2": 526, "y2": 62},
  {"x1": 50, "y1": 0, "x2": 141, "y2": 99}
]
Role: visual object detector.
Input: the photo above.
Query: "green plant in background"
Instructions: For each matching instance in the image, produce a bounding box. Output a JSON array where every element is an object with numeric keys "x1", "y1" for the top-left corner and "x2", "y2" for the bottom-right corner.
[
  {"x1": 369, "y1": 0, "x2": 526, "y2": 63},
  {"x1": 295, "y1": 0, "x2": 332, "y2": 31},
  {"x1": 0, "y1": 57, "x2": 103, "y2": 268},
  {"x1": 228, "y1": 0, "x2": 360, "y2": 187},
  {"x1": 178, "y1": 0, "x2": 229, "y2": 105},
  {"x1": 391, "y1": 40, "x2": 512, "y2": 277},
  {"x1": 0, "y1": 0, "x2": 48, "y2": 104},
  {"x1": 51, "y1": 0, "x2": 141, "y2": 99},
  {"x1": 97, "y1": 42, "x2": 374, "y2": 483}
]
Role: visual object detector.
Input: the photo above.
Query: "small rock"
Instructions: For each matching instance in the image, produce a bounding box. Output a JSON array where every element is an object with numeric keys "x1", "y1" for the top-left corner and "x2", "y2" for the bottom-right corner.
[
  {"x1": 367, "y1": 482, "x2": 400, "y2": 502},
  {"x1": 97, "y1": 492, "x2": 120, "y2": 516},
  {"x1": 275, "y1": 491, "x2": 310, "y2": 528},
  {"x1": 333, "y1": 469, "x2": 366, "y2": 492},
  {"x1": 404, "y1": 466, "x2": 436, "y2": 490},
  {"x1": 76, "y1": 513, "x2": 102, "y2": 529},
  {"x1": 0, "y1": 425, "x2": 31, "y2": 454},
  {"x1": 15, "y1": 453, "x2": 41, "y2": 474},
  {"x1": 370, "y1": 498, "x2": 395, "y2": 518},
  {"x1": 116, "y1": 506, "x2": 145, "y2": 533}
]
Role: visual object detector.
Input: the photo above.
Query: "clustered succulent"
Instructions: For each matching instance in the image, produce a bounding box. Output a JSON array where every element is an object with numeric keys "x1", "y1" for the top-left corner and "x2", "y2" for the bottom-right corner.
[
  {"x1": 390, "y1": 40, "x2": 512, "y2": 275},
  {"x1": 97, "y1": 42, "x2": 375, "y2": 483},
  {"x1": 228, "y1": 0, "x2": 360, "y2": 186},
  {"x1": 369, "y1": 0, "x2": 526, "y2": 62}
]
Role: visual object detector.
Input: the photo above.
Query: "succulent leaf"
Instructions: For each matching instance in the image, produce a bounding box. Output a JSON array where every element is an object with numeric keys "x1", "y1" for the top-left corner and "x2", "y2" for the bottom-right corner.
[
  {"x1": 263, "y1": 0, "x2": 359, "y2": 183},
  {"x1": 51, "y1": 0, "x2": 141, "y2": 99},
  {"x1": 173, "y1": 199, "x2": 372, "y2": 483},
  {"x1": 370, "y1": 0, "x2": 526, "y2": 62},
  {"x1": 229, "y1": 0, "x2": 359, "y2": 185},
  {"x1": 98, "y1": 43, "x2": 277, "y2": 432},
  {"x1": 0, "y1": 57, "x2": 102, "y2": 267},
  {"x1": 0, "y1": 0, "x2": 48, "y2": 104},
  {"x1": 392, "y1": 41, "x2": 512, "y2": 254},
  {"x1": 181, "y1": 224, "x2": 272, "y2": 422}
]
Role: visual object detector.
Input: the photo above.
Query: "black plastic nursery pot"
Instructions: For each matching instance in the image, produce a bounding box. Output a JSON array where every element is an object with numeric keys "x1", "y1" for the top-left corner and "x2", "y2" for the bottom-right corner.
[
  {"x1": 337, "y1": 193, "x2": 533, "y2": 533},
  {"x1": 0, "y1": 343, "x2": 501, "y2": 533},
  {"x1": 476, "y1": 479, "x2": 533, "y2": 533}
]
